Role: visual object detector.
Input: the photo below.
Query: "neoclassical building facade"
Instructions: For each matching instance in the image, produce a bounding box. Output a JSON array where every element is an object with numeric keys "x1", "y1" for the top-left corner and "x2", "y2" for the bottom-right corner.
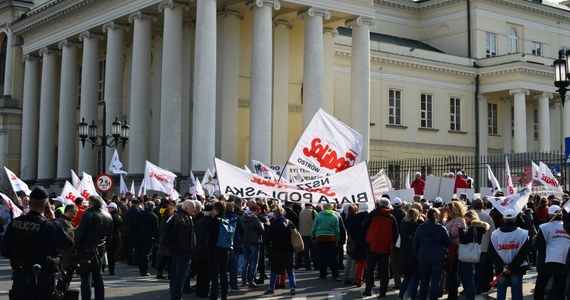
[{"x1": 0, "y1": 0, "x2": 567, "y2": 185}]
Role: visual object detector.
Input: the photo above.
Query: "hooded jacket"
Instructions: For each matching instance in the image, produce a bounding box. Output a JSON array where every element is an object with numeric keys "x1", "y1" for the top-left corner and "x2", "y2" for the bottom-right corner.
[
  {"x1": 363, "y1": 207, "x2": 397, "y2": 254},
  {"x1": 412, "y1": 219, "x2": 452, "y2": 264},
  {"x1": 240, "y1": 212, "x2": 264, "y2": 244},
  {"x1": 311, "y1": 209, "x2": 340, "y2": 241},
  {"x1": 459, "y1": 220, "x2": 490, "y2": 245}
]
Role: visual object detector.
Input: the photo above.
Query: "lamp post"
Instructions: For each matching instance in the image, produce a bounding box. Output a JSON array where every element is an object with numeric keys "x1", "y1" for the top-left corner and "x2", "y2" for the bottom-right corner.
[
  {"x1": 78, "y1": 102, "x2": 129, "y2": 175},
  {"x1": 553, "y1": 49, "x2": 569, "y2": 190}
]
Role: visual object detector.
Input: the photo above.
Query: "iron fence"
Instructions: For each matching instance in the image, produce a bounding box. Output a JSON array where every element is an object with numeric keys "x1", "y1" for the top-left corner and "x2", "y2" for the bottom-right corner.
[{"x1": 368, "y1": 151, "x2": 566, "y2": 192}]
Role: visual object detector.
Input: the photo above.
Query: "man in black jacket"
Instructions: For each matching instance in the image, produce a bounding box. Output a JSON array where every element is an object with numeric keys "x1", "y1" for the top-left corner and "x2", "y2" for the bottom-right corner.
[
  {"x1": 166, "y1": 200, "x2": 195, "y2": 300},
  {"x1": 107, "y1": 202, "x2": 122, "y2": 276},
  {"x1": 134, "y1": 201, "x2": 159, "y2": 276},
  {"x1": 74, "y1": 196, "x2": 113, "y2": 300},
  {"x1": 390, "y1": 197, "x2": 405, "y2": 289}
]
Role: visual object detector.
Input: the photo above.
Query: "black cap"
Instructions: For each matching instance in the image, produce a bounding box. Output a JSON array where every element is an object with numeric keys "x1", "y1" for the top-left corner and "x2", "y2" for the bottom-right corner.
[
  {"x1": 30, "y1": 186, "x2": 49, "y2": 200},
  {"x1": 16, "y1": 191, "x2": 27, "y2": 197}
]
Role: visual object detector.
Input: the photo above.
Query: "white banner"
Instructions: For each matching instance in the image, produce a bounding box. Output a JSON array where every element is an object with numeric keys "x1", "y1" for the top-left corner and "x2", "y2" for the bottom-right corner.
[
  {"x1": 488, "y1": 181, "x2": 532, "y2": 216},
  {"x1": 289, "y1": 109, "x2": 363, "y2": 176},
  {"x1": 538, "y1": 161, "x2": 563, "y2": 193},
  {"x1": 215, "y1": 158, "x2": 374, "y2": 205},
  {"x1": 4, "y1": 167, "x2": 31, "y2": 196},
  {"x1": 78, "y1": 172, "x2": 99, "y2": 199},
  {"x1": 0, "y1": 192, "x2": 22, "y2": 218},
  {"x1": 60, "y1": 181, "x2": 79, "y2": 205},
  {"x1": 487, "y1": 165, "x2": 502, "y2": 195},
  {"x1": 384, "y1": 188, "x2": 415, "y2": 202},
  {"x1": 404, "y1": 170, "x2": 411, "y2": 189},
  {"x1": 531, "y1": 161, "x2": 539, "y2": 181},
  {"x1": 505, "y1": 157, "x2": 515, "y2": 195},
  {"x1": 119, "y1": 175, "x2": 128, "y2": 198},
  {"x1": 424, "y1": 176, "x2": 454, "y2": 202},
  {"x1": 143, "y1": 161, "x2": 176, "y2": 194},
  {"x1": 108, "y1": 149, "x2": 127, "y2": 174},
  {"x1": 71, "y1": 170, "x2": 81, "y2": 189},
  {"x1": 130, "y1": 180, "x2": 135, "y2": 195},
  {"x1": 371, "y1": 169, "x2": 392, "y2": 199}
]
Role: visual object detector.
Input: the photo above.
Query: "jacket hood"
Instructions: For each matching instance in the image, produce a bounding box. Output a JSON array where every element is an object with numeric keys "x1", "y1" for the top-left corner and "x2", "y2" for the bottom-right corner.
[
  {"x1": 378, "y1": 207, "x2": 391, "y2": 216},
  {"x1": 470, "y1": 220, "x2": 490, "y2": 230}
]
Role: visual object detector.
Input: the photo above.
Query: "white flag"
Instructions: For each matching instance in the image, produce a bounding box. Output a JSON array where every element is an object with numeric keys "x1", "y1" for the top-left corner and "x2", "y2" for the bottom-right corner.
[
  {"x1": 201, "y1": 169, "x2": 214, "y2": 186},
  {"x1": 78, "y1": 172, "x2": 99, "y2": 199},
  {"x1": 130, "y1": 180, "x2": 135, "y2": 195},
  {"x1": 143, "y1": 161, "x2": 176, "y2": 194},
  {"x1": 405, "y1": 170, "x2": 411, "y2": 189},
  {"x1": 138, "y1": 182, "x2": 145, "y2": 197},
  {"x1": 371, "y1": 169, "x2": 392, "y2": 199},
  {"x1": 59, "y1": 181, "x2": 79, "y2": 205},
  {"x1": 538, "y1": 161, "x2": 563, "y2": 193},
  {"x1": 168, "y1": 188, "x2": 180, "y2": 200},
  {"x1": 252, "y1": 160, "x2": 279, "y2": 181},
  {"x1": 531, "y1": 161, "x2": 540, "y2": 181},
  {"x1": 289, "y1": 109, "x2": 363, "y2": 176},
  {"x1": 188, "y1": 171, "x2": 204, "y2": 197},
  {"x1": 0, "y1": 192, "x2": 22, "y2": 218},
  {"x1": 71, "y1": 170, "x2": 81, "y2": 189},
  {"x1": 487, "y1": 165, "x2": 502, "y2": 195},
  {"x1": 119, "y1": 175, "x2": 128, "y2": 198},
  {"x1": 505, "y1": 156, "x2": 516, "y2": 195},
  {"x1": 108, "y1": 149, "x2": 127, "y2": 174},
  {"x1": 4, "y1": 167, "x2": 31, "y2": 196},
  {"x1": 488, "y1": 181, "x2": 532, "y2": 216}
]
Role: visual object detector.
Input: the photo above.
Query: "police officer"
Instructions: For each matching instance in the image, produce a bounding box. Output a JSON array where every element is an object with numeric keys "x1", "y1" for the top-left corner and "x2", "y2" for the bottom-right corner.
[{"x1": 1, "y1": 186, "x2": 73, "y2": 300}]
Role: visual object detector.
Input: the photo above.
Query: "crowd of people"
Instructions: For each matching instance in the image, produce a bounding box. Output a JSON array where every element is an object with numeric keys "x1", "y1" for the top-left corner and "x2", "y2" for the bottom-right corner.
[{"x1": 0, "y1": 179, "x2": 570, "y2": 300}]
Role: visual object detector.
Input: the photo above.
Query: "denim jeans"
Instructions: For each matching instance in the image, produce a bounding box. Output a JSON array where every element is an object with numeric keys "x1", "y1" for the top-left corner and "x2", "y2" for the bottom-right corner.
[
  {"x1": 458, "y1": 262, "x2": 476, "y2": 300},
  {"x1": 418, "y1": 261, "x2": 445, "y2": 300},
  {"x1": 228, "y1": 250, "x2": 239, "y2": 289},
  {"x1": 399, "y1": 273, "x2": 418, "y2": 299},
  {"x1": 269, "y1": 270, "x2": 296, "y2": 289},
  {"x1": 242, "y1": 243, "x2": 260, "y2": 285},
  {"x1": 364, "y1": 252, "x2": 390, "y2": 295},
  {"x1": 80, "y1": 264, "x2": 104, "y2": 300},
  {"x1": 496, "y1": 273, "x2": 523, "y2": 300},
  {"x1": 169, "y1": 255, "x2": 191, "y2": 299}
]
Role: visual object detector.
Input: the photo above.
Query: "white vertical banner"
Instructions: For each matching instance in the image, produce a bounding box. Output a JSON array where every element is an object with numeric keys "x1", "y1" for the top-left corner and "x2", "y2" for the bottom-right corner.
[
  {"x1": 487, "y1": 165, "x2": 502, "y2": 195},
  {"x1": 531, "y1": 161, "x2": 539, "y2": 181},
  {"x1": 371, "y1": 169, "x2": 392, "y2": 198},
  {"x1": 404, "y1": 170, "x2": 411, "y2": 189},
  {"x1": 538, "y1": 161, "x2": 563, "y2": 193},
  {"x1": 505, "y1": 156, "x2": 516, "y2": 195},
  {"x1": 119, "y1": 175, "x2": 128, "y2": 198},
  {"x1": 71, "y1": 170, "x2": 81, "y2": 189},
  {"x1": 130, "y1": 180, "x2": 135, "y2": 195}
]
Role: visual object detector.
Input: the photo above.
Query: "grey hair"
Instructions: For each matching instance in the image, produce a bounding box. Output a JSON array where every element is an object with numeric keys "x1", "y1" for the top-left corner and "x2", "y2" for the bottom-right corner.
[
  {"x1": 377, "y1": 197, "x2": 391, "y2": 208},
  {"x1": 182, "y1": 199, "x2": 195, "y2": 211}
]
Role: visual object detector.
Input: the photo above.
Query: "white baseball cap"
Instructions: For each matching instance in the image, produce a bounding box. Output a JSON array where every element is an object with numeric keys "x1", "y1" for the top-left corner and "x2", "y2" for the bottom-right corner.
[
  {"x1": 108, "y1": 202, "x2": 118, "y2": 209},
  {"x1": 434, "y1": 197, "x2": 443, "y2": 204},
  {"x1": 502, "y1": 208, "x2": 518, "y2": 219},
  {"x1": 548, "y1": 205, "x2": 561, "y2": 215},
  {"x1": 392, "y1": 197, "x2": 402, "y2": 207}
]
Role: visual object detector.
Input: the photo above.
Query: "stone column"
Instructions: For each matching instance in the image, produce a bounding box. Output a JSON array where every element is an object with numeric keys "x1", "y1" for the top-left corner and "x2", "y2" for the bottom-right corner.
[
  {"x1": 551, "y1": 101, "x2": 562, "y2": 151},
  {"x1": 347, "y1": 16, "x2": 374, "y2": 161},
  {"x1": 37, "y1": 48, "x2": 60, "y2": 180},
  {"x1": 247, "y1": 0, "x2": 280, "y2": 166},
  {"x1": 478, "y1": 95, "x2": 488, "y2": 155},
  {"x1": 503, "y1": 98, "x2": 512, "y2": 154},
  {"x1": 128, "y1": 11, "x2": 154, "y2": 175},
  {"x1": 3, "y1": 31, "x2": 13, "y2": 96},
  {"x1": 563, "y1": 96, "x2": 570, "y2": 150},
  {"x1": 323, "y1": 27, "x2": 337, "y2": 114},
  {"x1": 299, "y1": 7, "x2": 330, "y2": 128},
  {"x1": 181, "y1": 21, "x2": 194, "y2": 175},
  {"x1": 510, "y1": 88, "x2": 529, "y2": 153},
  {"x1": 272, "y1": 19, "x2": 291, "y2": 164},
  {"x1": 11, "y1": 40, "x2": 24, "y2": 102},
  {"x1": 0, "y1": 131, "x2": 7, "y2": 169},
  {"x1": 150, "y1": 28, "x2": 162, "y2": 163},
  {"x1": 103, "y1": 22, "x2": 127, "y2": 169},
  {"x1": 159, "y1": 0, "x2": 188, "y2": 173},
  {"x1": 216, "y1": 8, "x2": 242, "y2": 165},
  {"x1": 78, "y1": 31, "x2": 102, "y2": 175},
  {"x1": 56, "y1": 40, "x2": 80, "y2": 179},
  {"x1": 192, "y1": 0, "x2": 217, "y2": 172},
  {"x1": 20, "y1": 54, "x2": 40, "y2": 180}
]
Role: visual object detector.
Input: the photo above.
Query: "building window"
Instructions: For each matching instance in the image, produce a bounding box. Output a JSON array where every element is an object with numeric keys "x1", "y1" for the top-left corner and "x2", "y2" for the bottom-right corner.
[
  {"x1": 389, "y1": 89, "x2": 402, "y2": 125},
  {"x1": 532, "y1": 42, "x2": 542, "y2": 56},
  {"x1": 486, "y1": 32, "x2": 497, "y2": 57},
  {"x1": 488, "y1": 103, "x2": 498, "y2": 135},
  {"x1": 533, "y1": 109, "x2": 538, "y2": 139},
  {"x1": 420, "y1": 93, "x2": 433, "y2": 128},
  {"x1": 450, "y1": 97, "x2": 461, "y2": 131},
  {"x1": 507, "y1": 28, "x2": 518, "y2": 54}
]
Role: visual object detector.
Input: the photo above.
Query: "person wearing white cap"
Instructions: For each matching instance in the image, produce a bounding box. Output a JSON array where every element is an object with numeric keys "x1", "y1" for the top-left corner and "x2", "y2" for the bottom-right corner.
[
  {"x1": 488, "y1": 208, "x2": 531, "y2": 300},
  {"x1": 52, "y1": 196, "x2": 66, "y2": 219},
  {"x1": 390, "y1": 197, "x2": 405, "y2": 289},
  {"x1": 410, "y1": 172, "x2": 425, "y2": 196},
  {"x1": 106, "y1": 202, "x2": 122, "y2": 277},
  {"x1": 532, "y1": 205, "x2": 570, "y2": 300},
  {"x1": 453, "y1": 171, "x2": 469, "y2": 194}
]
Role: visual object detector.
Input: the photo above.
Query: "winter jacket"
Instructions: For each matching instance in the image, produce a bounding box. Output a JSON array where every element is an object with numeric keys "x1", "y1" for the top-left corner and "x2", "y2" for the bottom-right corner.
[
  {"x1": 399, "y1": 220, "x2": 422, "y2": 274},
  {"x1": 311, "y1": 209, "x2": 339, "y2": 241},
  {"x1": 363, "y1": 207, "x2": 397, "y2": 254},
  {"x1": 412, "y1": 220, "x2": 452, "y2": 264},
  {"x1": 348, "y1": 211, "x2": 368, "y2": 260},
  {"x1": 165, "y1": 208, "x2": 194, "y2": 256},
  {"x1": 74, "y1": 207, "x2": 113, "y2": 253},
  {"x1": 241, "y1": 212, "x2": 264, "y2": 244},
  {"x1": 475, "y1": 210, "x2": 496, "y2": 252},
  {"x1": 458, "y1": 220, "x2": 489, "y2": 245},
  {"x1": 298, "y1": 207, "x2": 316, "y2": 236},
  {"x1": 444, "y1": 216, "x2": 466, "y2": 246},
  {"x1": 391, "y1": 207, "x2": 406, "y2": 229}
]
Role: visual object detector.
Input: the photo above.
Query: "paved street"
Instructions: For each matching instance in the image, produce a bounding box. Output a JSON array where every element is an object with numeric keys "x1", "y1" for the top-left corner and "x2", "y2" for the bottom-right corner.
[{"x1": 0, "y1": 258, "x2": 540, "y2": 299}]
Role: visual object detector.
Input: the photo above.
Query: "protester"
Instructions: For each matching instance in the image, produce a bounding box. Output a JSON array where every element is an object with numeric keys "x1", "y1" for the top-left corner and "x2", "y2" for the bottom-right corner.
[
  {"x1": 532, "y1": 205, "x2": 570, "y2": 300},
  {"x1": 413, "y1": 208, "x2": 451, "y2": 300},
  {"x1": 458, "y1": 210, "x2": 490, "y2": 300},
  {"x1": 362, "y1": 198, "x2": 397, "y2": 298},
  {"x1": 390, "y1": 197, "x2": 406, "y2": 289},
  {"x1": 298, "y1": 203, "x2": 317, "y2": 271},
  {"x1": 311, "y1": 203, "x2": 340, "y2": 281},
  {"x1": 133, "y1": 201, "x2": 159, "y2": 276},
  {"x1": 208, "y1": 201, "x2": 231, "y2": 300},
  {"x1": 193, "y1": 203, "x2": 214, "y2": 298},
  {"x1": 342, "y1": 204, "x2": 357, "y2": 284},
  {"x1": 411, "y1": 172, "x2": 425, "y2": 196},
  {"x1": 471, "y1": 198, "x2": 496, "y2": 294},
  {"x1": 453, "y1": 171, "x2": 469, "y2": 193},
  {"x1": 72, "y1": 196, "x2": 86, "y2": 227},
  {"x1": 57, "y1": 203, "x2": 78, "y2": 292},
  {"x1": 166, "y1": 200, "x2": 195, "y2": 300},
  {"x1": 348, "y1": 202, "x2": 369, "y2": 287},
  {"x1": 489, "y1": 209, "x2": 531, "y2": 300},
  {"x1": 155, "y1": 200, "x2": 174, "y2": 279},
  {"x1": 263, "y1": 206, "x2": 297, "y2": 296},
  {"x1": 443, "y1": 201, "x2": 467, "y2": 300},
  {"x1": 535, "y1": 197, "x2": 549, "y2": 224},
  {"x1": 398, "y1": 207, "x2": 422, "y2": 300},
  {"x1": 240, "y1": 203, "x2": 264, "y2": 288},
  {"x1": 107, "y1": 202, "x2": 122, "y2": 276}
]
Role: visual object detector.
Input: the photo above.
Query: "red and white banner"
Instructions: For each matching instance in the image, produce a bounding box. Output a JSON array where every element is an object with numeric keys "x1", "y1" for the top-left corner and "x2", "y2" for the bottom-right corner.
[
  {"x1": 531, "y1": 161, "x2": 539, "y2": 181},
  {"x1": 0, "y1": 192, "x2": 22, "y2": 218},
  {"x1": 505, "y1": 157, "x2": 516, "y2": 195},
  {"x1": 119, "y1": 175, "x2": 128, "y2": 198},
  {"x1": 78, "y1": 172, "x2": 99, "y2": 199},
  {"x1": 215, "y1": 158, "x2": 374, "y2": 206},
  {"x1": 252, "y1": 160, "x2": 280, "y2": 181},
  {"x1": 108, "y1": 149, "x2": 127, "y2": 175},
  {"x1": 538, "y1": 161, "x2": 563, "y2": 193},
  {"x1": 144, "y1": 161, "x2": 176, "y2": 194},
  {"x1": 487, "y1": 164, "x2": 502, "y2": 195},
  {"x1": 71, "y1": 170, "x2": 81, "y2": 189},
  {"x1": 4, "y1": 167, "x2": 31, "y2": 196},
  {"x1": 60, "y1": 181, "x2": 79, "y2": 205},
  {"x1": 288, "y1": 109, "x2": 363, "y2": 176},
  {"x1": 488, "y1": 181, "x2": 532, "y2": 216},
  {"x1": 371, "y1": 169, "x2": 392, "y2": 199}
]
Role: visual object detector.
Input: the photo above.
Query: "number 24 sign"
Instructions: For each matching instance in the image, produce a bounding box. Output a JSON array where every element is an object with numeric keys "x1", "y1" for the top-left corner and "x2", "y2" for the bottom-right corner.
[{"x1": 96, "y1": 174, "x2": 113, "y2": 192}]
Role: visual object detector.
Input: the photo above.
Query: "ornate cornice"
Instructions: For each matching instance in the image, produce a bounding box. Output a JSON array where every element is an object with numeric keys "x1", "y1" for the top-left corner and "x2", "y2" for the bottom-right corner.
[
  {"x1": 218, "y1": 8, "x2": 244, "y2": 20},
  {"x1": 246, "y1": 0, "x2": 281, "y2": 11},
  {"x1": 102, "y1": 22, "x2": 129, "y2": 33},
  {"x1": 478, "y1": 67, "x2": 552, "y2": 78},
  {"x1": 158, "y1": 0, "x2": 190, "y2": 12},
  {"x1": 58, "y1": 39, "x2": 81, "y2": 50},
  {"x1": 298, "y1": 7, "x2": 331, "y2": 20},
  {"x1": 79, "y1": 31, "x2": 104, "y2": 42},
  {"x1": 345, "y1": 16, "x2": 375, "y2": 28},
  {"x1": 128, "y1": 11, "x2": 158, "y2": 24},
  {"x1": 273, "y1": 19, "x2": 292, "y2": 30}
]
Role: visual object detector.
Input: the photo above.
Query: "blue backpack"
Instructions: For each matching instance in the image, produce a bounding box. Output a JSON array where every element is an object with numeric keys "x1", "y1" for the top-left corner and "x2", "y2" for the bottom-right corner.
[{"x1": 216, "y1": 217, "x2": 237, "y2": 249}]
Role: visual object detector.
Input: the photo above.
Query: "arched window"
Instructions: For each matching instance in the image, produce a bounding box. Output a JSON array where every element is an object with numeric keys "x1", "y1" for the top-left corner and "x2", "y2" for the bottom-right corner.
[{"x1": 507, "y1": 28, "x2": 518, "y2": 53}]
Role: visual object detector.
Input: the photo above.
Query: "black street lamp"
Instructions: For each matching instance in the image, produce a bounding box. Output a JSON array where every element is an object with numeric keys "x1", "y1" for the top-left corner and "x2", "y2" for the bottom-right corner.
[
  {"x1": 554, "y1": 49, "x2": 569, "y2": 106},
  {"x1": 78, "y1": 102, "x2": 129, "y2": 174}
]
